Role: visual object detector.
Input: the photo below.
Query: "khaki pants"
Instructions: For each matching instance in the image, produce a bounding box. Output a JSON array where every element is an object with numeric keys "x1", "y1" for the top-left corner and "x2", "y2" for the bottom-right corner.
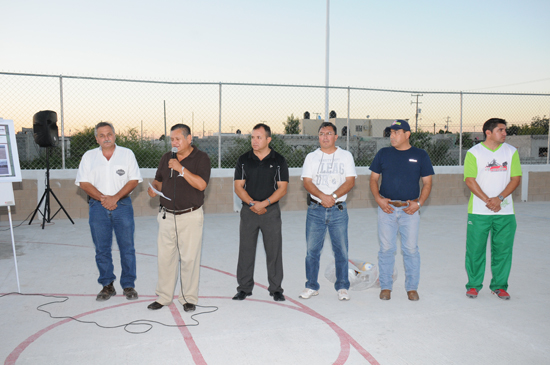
[{"x1": 155, "y1": 207, "x2": 204, "y2": 305}]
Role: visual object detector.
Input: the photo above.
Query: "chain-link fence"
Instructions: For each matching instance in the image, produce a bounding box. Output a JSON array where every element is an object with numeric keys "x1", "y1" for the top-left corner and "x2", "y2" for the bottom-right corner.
[{"x1": 1, "y1": 72, "x2": 549, "y2": 169}]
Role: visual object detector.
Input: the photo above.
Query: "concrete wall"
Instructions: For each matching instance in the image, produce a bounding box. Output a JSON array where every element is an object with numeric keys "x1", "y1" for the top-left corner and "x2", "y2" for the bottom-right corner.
[{"x1": 2, "y1": 165, "x2": 549, "y2": 223}]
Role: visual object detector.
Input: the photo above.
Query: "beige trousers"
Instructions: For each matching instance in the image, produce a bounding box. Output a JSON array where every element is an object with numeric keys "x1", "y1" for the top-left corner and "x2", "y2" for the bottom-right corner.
[{"x1": 155, "y1": 207, "x2": 204, "y2": 305}]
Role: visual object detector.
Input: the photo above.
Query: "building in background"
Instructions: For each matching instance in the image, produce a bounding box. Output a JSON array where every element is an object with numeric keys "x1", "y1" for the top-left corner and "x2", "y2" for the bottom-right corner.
[{"x1": 300, "y1": 118, "x2": 399, "y2": 138}]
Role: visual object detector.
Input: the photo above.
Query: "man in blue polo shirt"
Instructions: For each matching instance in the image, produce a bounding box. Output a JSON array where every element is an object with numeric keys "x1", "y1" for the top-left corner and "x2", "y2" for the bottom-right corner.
[
  {"x1": 369, "y1": 120, "x2": 434, "y2": 301},
  {"x1": 232, "y1": 123, "x2": 289, "y2": 302}
]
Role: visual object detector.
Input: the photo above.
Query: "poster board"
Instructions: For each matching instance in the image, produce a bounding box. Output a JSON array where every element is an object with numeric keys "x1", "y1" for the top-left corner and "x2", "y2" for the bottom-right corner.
[{"x1": 0, "y1": 119, "x2": 22, "y2": 183}]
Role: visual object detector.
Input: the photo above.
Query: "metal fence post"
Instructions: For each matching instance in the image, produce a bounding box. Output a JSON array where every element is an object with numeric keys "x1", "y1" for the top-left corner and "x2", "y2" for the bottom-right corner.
[
  {"x1": 59, "y1": 75, "x2": 65, "y2": 169},
  {"x1": 163, "y1": 100, "x2": 167, "y2": 150},
  {"x1": 346, "y1": 86, "x2": 350, "y2": 151},
  {"x1": 218, "y1": 82, "x2": 222, "y2": 168},
  {"x1": 547, "y1": 102, "x2": 550, "y2": 164},
  {"x1": 459, "y1": 91, "x2": 463, "y2": 166}
]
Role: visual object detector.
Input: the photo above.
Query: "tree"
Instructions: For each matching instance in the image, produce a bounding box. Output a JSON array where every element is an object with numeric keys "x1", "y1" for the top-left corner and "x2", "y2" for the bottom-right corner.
[
  {"x1": 530, "y1": 115, "x2": 549, "y2": 134},
  {"x1": 283, "y1": 114, "x2": 301, "y2": 134},
  {"x1": 220, "y1": 134, "x2": 315, "y2": 169},
  {"x1": 410, "y1": 130, "x2": 456, "y2": 166},
  {"x1": 455, "y1": 132, "x2": 474, "y2": 149},
  {"x1": 507, "y1": 116, "x2": 549, "y2": 136}
]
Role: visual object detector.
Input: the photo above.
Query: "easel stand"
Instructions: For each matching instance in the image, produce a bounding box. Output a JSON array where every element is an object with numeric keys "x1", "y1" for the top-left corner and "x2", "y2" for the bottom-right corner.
[
  {"x1": 0, "y1": 182, "x2": 21, "y2": 293},
  {"x1": 28, "y1": 147, "x2": 74, "y2": 229}
]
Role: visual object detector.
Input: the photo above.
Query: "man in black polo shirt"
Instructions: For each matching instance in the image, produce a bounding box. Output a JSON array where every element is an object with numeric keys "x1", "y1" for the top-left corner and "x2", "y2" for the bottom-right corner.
[{"x1": 232, "y1": 123, "x2": 289, "y2": 302}]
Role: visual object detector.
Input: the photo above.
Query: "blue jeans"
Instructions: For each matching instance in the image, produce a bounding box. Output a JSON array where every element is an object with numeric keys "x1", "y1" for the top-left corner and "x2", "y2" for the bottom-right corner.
[
  {"x1": 377, "y1": 206, "x2": 420, "y2": 292},
  {"x1": 89, "y1": 197, "x2": 137, "y2": 288},
  {"x1": 305, "y1": 202, "x2": 350, "y2": 291}
]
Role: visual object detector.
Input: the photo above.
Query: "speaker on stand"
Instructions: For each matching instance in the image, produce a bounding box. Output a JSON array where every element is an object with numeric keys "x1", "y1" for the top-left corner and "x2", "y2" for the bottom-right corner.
[{"x1": 29, "y1": 110, "x2": 74, "y2": 229}]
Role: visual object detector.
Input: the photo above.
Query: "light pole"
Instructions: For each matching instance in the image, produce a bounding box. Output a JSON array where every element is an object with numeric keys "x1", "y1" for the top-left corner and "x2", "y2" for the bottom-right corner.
[{"x1": 324, "y1": 0, "x2": 330, "y2": 122}]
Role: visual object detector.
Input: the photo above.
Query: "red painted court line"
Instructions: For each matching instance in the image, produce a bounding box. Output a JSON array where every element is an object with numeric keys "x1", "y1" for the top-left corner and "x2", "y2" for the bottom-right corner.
[
  {"x1": 201, "y1": 265, "x2": 379, "y2": 365},
  {"x1": 5, "y1": 299, "x2": 150, "y2": 365},
  {"x1": 168, "y1": 304, "x2": 207, "y2": 365},
  {"x1": 4, "y1": 247, "x2": 380, "y2": 364}
]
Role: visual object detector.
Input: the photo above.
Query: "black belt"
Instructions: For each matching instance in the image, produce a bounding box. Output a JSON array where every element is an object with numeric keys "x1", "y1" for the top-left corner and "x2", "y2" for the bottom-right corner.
[
  {"x1": 311, "y1": 200, "x2": 343, "y2": 206},
  {"x1": 160, "y1": 206, "x2": 201, "y2": 215}
]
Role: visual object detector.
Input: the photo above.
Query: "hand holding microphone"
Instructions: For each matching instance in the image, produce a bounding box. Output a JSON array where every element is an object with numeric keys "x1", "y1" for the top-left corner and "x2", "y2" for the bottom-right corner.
[{"x1": 170, "y1": 147, "x2": 178, "y2": 178}]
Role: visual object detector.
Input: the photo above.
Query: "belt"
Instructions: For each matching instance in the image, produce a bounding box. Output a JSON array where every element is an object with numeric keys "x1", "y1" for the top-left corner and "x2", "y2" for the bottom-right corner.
[
  {"x1": 388, "y1": 198, "x2": 419, "y2": 207},
  {"x1": 88, "y1": 195, "x2": 129, "y2": 202},
  {"x1": 312, "y1": 200, "x2": 343, "y2": 206},
  {"x1": 160, "y1": 206, "x2": 201, "y2": 215}
]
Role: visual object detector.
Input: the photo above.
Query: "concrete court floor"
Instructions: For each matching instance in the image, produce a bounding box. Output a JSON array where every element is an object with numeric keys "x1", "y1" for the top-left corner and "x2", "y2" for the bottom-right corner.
[{"x1": 0, "y1": 202, "x2": 549, "y2": 365}]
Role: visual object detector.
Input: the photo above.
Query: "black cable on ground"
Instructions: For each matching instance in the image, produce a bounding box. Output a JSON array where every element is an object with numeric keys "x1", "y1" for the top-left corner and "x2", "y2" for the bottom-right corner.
[{"x1": 0, "y1": 292, "x2": 218, "y2": 334}]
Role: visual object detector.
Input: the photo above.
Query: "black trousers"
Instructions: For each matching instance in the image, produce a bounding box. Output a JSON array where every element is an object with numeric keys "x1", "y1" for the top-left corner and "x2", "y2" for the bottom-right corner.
[{"x1": 237, "y1": 203, "x2": 284, "y2": 294}]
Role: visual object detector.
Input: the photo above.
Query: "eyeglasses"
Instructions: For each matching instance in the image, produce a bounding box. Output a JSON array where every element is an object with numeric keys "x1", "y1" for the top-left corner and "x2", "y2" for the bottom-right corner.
[{"x1": 319, "y1": 132, "x2": 335, "y2": 137}]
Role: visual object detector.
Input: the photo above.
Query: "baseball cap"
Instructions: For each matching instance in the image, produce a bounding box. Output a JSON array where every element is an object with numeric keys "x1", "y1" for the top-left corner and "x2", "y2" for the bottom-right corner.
[{"x1": 390, "y1": 120, "x2": 411, "y2": 132}]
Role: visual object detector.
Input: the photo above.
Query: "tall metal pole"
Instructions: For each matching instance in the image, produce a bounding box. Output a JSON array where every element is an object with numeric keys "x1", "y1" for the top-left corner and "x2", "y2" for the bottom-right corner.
[
  {"x1": 547, "y1": 105, "x2": 550, "y2": 164},
  {"x1": 163, "y1": 100, "x2": 167, "y2": 149},
  {"x1": 324, "y1": 0, "x2": 330, "y2": 122},
  {"x1": 218, "y1": 82, "x2": 222, "y2": 168},
  {"x1": 59, "y1": 76, "x2": 65, "y2": 169},
  {"x1": 346, "y1": 86, "x2": 350, "y2": 151},
  {"x1": 459, "y1": 92, "x2": 464, "y2": 166}
]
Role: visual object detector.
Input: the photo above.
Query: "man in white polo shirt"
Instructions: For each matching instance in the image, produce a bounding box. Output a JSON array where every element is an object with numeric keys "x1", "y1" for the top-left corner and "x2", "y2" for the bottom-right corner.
[
  {"x1": 464, "y1": 118, "x2": 522, "y2": 300},
  {"x1": 75, "y1": 122, "x2": 142, "y2": 301}
]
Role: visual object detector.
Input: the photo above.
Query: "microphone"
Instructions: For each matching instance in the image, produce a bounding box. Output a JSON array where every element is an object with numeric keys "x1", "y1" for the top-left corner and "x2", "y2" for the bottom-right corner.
[{"x1": 170, "y1": 147, "x2": 178, "y2": 178}]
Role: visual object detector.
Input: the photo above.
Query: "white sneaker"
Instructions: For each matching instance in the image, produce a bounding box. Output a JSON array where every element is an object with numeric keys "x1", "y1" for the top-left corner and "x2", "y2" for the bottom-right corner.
[
  {"x1": 338, "y1": 289, "x2": 350, "y2": 301},
  {"x1": 299, "y1": 288, "x2": 319, "y2": 299}
]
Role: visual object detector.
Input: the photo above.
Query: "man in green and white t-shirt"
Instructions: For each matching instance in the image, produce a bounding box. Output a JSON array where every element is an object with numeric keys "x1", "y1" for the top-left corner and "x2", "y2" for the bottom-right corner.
[{"x1": 463, "y1": 118, "x2": 522, "y2": 300}]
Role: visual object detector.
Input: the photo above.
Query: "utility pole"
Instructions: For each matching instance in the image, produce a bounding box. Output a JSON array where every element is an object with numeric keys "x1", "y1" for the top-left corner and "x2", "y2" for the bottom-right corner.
[
  {"x1": 445, "y1": 116, "x2": 452, "y2": 132},
  {"x1": 411, "y1": 94, "x2": 423, "y2": 132}
]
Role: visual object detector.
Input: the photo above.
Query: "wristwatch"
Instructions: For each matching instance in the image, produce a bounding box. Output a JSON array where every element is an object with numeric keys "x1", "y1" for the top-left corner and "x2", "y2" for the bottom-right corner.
[
  {"x1": 332, "y1": 193, "x2": 338, "y2": 199},
  {"x1": 498, "y1": 195, "x2": 504, "y2": 201}
]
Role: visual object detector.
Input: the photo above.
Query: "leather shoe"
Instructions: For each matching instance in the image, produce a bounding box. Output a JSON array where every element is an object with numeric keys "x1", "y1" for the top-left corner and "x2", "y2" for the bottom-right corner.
[
  {"x1": 232, "y1": 291, "x2": 252, "y2": 300},
  {"x1": 407, "y1": 290, "x2": 420, "y2": 301},
  {"x1": 183, "y1": 303, "x2": 196, "y2": 312},
  {"x1": 96, "y1": 282, "x2": 116, "y2": 301},
  {"x1": 147, "y1": 301, "x2": 164, "y2": 310},
  {"x1": 123, "y1": 287, "x2": 138, "y2": 300},
  {"x1": 379, "y1": 289, "x2": 391, "y2": 300},
  {"x1": 270, "y1": 292, "x2": 286, "y2": 302}
]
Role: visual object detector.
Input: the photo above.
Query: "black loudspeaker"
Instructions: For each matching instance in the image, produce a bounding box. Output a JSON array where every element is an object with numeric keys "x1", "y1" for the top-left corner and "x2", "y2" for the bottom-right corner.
[
  {"x1": 33, "y1": 111, "x2": 59, "y2": 147},
  {"x1": 304, "y1": 111, "x2": 310, "y2": 119},
  {"x1": 329, "y1": 110, "x2": 337, "y2": 118}
]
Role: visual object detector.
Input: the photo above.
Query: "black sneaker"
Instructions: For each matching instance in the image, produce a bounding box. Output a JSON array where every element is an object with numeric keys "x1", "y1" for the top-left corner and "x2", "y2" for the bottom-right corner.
[{"x1": 96, "y1": 282, "x2": 116, "y2": 301}]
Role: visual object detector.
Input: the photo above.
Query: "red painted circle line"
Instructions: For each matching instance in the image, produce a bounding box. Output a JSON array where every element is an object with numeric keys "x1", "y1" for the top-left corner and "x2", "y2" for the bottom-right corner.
[{"x1": 3, "y1": 242, "x2": 379, "y2": 365}]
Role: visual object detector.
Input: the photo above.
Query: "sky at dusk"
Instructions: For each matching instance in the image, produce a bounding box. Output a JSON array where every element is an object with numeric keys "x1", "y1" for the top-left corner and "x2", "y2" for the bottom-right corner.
[{"x1": 2, "y1": 0, "x2": 549, "y2": 93}]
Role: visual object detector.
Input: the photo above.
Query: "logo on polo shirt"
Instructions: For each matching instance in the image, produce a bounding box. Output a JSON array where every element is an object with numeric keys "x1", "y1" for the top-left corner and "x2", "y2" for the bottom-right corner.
[{"x1": 116, "y1": 169, "x2": 126, "y2": 176}]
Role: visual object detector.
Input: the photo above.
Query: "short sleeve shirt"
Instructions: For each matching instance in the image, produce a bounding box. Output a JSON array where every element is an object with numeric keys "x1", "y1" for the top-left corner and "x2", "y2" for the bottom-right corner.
[
  {"x1": 464, "y1": 142, "x2": 522, "y2": 215},
  {"x1": 155, "y1": 146, "x2": 211, "y2": 210},
  {"x1": 301, "y1": 147, "x2": 357, "y2": 202},
  {"x1": 75, "y1": 145, "x2": 142, "y2": 195},
  {"x1": 369, "y1": 146, "x2": 434, "y2": 201},
  {"x1": 234, "y1": 149, "x2": 289, "y2": 203}
]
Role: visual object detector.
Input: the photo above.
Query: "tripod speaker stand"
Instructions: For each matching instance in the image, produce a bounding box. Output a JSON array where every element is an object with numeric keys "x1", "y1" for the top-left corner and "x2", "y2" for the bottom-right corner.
[
  {"x1": 28, "y1": 146, "x2": 74, "y2": 229},
  {"x1": 28, "y1": 110, "x2": 74, "y2": 229}
]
